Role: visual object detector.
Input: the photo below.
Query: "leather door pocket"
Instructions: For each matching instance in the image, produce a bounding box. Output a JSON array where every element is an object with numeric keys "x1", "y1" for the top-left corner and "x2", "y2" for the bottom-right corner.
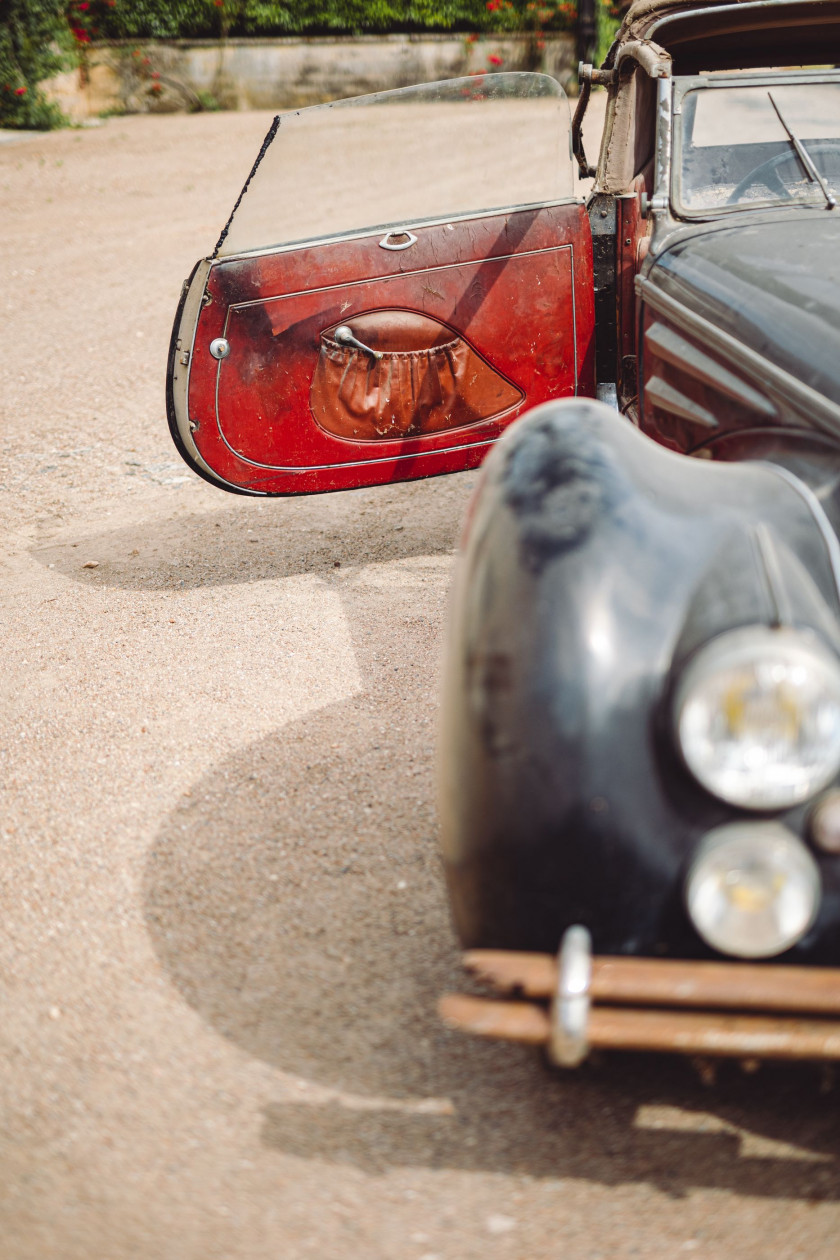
[{"x1": 310, "y1": 309, "x2": 523, "y2": 441}]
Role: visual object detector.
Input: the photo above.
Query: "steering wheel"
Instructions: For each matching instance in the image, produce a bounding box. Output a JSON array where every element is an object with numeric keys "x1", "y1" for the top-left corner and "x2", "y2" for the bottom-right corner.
[{"x1": 727, "y1": 140, "x2": 840, "y2": 204}]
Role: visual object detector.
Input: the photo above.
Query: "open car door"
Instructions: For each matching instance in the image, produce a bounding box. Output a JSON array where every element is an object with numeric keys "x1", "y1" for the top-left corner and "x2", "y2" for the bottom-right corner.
[{"x1": 167, "y1": 72, "x2": 595, "y2": 495}]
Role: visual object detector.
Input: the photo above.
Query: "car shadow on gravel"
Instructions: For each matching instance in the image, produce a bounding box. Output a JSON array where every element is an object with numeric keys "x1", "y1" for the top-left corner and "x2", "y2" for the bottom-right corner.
[
  {"x1": 32, "y1": 474, "x2": 472, "y2": 591},
  {"x1": 143, "y1": 537, "x2": 840, "y2": 1200}
]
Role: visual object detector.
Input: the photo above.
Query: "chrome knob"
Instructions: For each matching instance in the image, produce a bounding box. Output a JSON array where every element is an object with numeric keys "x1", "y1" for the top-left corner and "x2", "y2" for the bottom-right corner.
[
  {"x1": 334, "y1": 325, "x2": 381, "y2": 360},
  {"x1": 209, "y1": 337, "x2": 230, "y2": 360}
]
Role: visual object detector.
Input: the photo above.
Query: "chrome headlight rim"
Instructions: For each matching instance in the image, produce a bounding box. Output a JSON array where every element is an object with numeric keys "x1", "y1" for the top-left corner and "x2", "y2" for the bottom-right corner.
[
  {"x1": 684, "y1": 821, "x2": 822, "y2": 960},
  {"x1": 672, "y1": 624, "x2": 840, "y2": 811}
]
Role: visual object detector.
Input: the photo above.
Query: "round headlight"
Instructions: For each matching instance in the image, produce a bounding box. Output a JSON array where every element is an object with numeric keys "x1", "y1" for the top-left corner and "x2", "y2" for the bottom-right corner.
[
  {"x1": 674, "y1": 626, "x2": 840, "y2": 809},
  {"x1": 685, "y1": 822, "x2": 820, "y2": 958}
]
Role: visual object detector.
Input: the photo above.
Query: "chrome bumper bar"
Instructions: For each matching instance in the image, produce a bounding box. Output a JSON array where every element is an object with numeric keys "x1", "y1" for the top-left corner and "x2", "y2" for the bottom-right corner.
[{"x1": 439, "y1": 926, "x2": 840, "y2": 1064}]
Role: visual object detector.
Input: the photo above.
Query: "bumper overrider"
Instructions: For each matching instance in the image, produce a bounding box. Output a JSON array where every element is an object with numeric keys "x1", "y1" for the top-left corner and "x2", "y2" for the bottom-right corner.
[{"x1": 440, "y1": 926, "x2": 840, "y2": 1065}]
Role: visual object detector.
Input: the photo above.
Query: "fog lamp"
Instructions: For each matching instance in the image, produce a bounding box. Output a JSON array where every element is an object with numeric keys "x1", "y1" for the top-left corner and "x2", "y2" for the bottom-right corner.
[
  {"x1": 674, "y1": 626, "x2": 840, "y2": 809},
  {"x1": 685, "y1": 822, "x2": 820, "y2": 958}
]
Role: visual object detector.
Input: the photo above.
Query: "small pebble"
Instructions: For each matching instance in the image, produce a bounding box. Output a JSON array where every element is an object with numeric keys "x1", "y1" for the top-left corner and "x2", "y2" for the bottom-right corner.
[
  {"x1": 82, "y1": 560, "x2": 99, "y2": 569},
  {"x1": 486, "y1": 1214, "x2": 516, "y2": 1235},
  {"x1": 49, "y1": 1006, "x2": 61, "y2": 1020}
]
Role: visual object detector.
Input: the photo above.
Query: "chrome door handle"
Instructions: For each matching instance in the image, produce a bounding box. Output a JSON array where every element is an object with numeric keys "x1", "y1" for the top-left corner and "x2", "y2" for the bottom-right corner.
[
  {"x1": 379, "y1": 230, "x2": 418, "y2": 251},
  {"x1": 334, "y1": 325, "x2": 382, "y2": 360}
]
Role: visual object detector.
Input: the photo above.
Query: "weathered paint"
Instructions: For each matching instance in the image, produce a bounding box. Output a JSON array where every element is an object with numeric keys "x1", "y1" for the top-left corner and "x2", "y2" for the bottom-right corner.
[{"x1": 172, "y1": 203, "x2": 595, "y2": 495}]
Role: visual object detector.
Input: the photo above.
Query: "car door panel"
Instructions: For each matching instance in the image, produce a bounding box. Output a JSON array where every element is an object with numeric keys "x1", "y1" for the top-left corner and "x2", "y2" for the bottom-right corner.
[
  {"x1": 182, "y1": 203, "x2": 594, "y2": 494},
  {"x1": 168, "y1": 74, "x2": 595, "y2": 496}
]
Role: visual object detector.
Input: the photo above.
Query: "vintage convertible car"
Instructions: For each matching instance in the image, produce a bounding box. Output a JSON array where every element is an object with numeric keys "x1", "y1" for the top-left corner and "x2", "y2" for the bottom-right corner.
[{"x1": 167, "y1": 0, "x2": 840, "y2": 1066}]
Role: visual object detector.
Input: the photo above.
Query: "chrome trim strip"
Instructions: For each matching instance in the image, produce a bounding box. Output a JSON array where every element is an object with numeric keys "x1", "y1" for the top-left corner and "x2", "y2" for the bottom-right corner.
[
  {"x1": 170, "y1": 259, "x2": 237, "y2": 485},
  {"x1": 760, "y1": 462, "x2": 840, "y2": 605},
  {"x1": 229, "y1": 242, "x2": 574, "y2": 311},
  {"x1": 214, "y1": 406, "x2": 501, "y2": 472},
  {"x1": 645, "y1": 320, "x2": 777, "y2": 417},
  {"x1": 570, "y1": 240, "x2": 579, "y2": 394},
  {"x1": 653, "y1": 76, "x2": 673, "y2": 209},
  {"x1": 751, "y1": 522, "x2": 792, "y2": 628},
  {"x1": 215, "y1": 199, "x2": 581, "y2": 264},
  {"x1": 648, "y1": 0, "x2": 840, "y2": 41},
  {"x1": 645, "y1": 373, "x2": 718, "y2": 427},
  {"x1": 636, "y1": 278, "x2": 840, "y2": 437}
]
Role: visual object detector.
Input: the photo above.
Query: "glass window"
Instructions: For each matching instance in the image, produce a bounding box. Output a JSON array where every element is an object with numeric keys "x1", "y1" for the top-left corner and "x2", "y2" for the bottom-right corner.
[
  {"x1": 678, "y1": 81, "x2": 840, "y2": 212},
  {"x1": 216, "y1": 72, "x2": 573, "y2": 257}
]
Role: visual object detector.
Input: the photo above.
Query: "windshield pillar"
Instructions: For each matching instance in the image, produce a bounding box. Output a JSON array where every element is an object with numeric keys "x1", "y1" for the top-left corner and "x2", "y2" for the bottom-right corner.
[{"x1": 649, "y1": 76, "x2": 674, "y2": 221}]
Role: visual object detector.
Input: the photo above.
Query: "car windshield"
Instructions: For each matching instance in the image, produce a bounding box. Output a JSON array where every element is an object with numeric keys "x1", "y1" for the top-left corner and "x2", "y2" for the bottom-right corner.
[
  {"x1": 215, "y1": 72, "x2": 573, "y2": 257},
  {"x1": 676, "y1": 77, "x2": 840, "y2": 213}
]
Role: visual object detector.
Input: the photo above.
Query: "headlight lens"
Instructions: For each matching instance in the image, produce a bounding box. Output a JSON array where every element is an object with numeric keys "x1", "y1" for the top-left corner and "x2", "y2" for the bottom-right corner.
[
  {"x1": 674, "y1": 626, "x2": 840, "y2": 809},
  {"x1": 685, "y1": 822, "x2": 820, "y2": 958}
]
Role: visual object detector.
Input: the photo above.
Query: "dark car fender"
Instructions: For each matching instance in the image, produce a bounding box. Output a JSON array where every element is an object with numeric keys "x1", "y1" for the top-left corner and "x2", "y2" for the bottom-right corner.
[{"x1": 439, "y1": 399, "x2": 840, "y2": 960}]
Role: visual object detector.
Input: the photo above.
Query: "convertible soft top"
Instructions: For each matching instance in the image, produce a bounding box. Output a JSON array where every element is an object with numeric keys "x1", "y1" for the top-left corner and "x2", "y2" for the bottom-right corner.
[
  {"x1": 610, "y1": 0, "x2": 840, "y2": 72},
  {"x1": 592, "y1": 0, "x2": 840, "y2": 193}
]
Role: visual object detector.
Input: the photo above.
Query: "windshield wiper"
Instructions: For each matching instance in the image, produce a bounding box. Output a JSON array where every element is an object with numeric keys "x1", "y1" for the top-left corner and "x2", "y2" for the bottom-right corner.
[{"x1": 768, "y1": 91, "x2": 836, "y2": 210}]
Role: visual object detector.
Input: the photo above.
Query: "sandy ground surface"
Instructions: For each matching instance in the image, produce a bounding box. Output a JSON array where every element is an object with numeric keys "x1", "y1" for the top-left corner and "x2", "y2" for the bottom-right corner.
[{"x1": 2, "y1": 98, "x2": 840, "y2": 1260}]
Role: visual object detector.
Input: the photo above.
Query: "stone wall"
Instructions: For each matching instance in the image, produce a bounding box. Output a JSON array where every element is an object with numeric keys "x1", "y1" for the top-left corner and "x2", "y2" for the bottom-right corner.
[{"x1": 44, "y1": 34, "x2": 577, "y2": 121}]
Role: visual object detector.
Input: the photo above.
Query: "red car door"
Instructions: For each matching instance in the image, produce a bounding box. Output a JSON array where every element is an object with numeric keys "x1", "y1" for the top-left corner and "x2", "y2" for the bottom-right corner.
[{"x1": 168, "y1": 73, "x2": 595, "y2": 496}]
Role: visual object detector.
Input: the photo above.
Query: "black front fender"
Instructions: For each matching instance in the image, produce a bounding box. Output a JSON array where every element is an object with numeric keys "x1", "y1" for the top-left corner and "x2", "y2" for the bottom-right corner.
[{"x1": 439, "y1": 399, "x2": 840, "y2": 958}]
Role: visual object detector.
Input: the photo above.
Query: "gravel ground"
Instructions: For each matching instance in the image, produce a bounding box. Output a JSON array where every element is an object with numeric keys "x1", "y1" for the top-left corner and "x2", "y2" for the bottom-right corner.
[{"x1": 1, "y1": 101, "x2": 839, "y2": 1260}]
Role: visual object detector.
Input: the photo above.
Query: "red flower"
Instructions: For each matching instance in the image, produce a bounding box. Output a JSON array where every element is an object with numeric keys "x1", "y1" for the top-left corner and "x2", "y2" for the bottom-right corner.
[
  {"x1": 488, "y1": 54, "x2": 503, "y2": 65},
  {"x1": 14, "y1": 85, "x2": 26, "y2": 96},
  {"x1": 150, "y1": 83, "x2": 162, "y2": 93},
  {"x1": 72, "y1": 29, "x2": 91, "y2": 43},
  {"x1": 466, "y1": 32, "x2": 478, "y2": 42},
  {"x1": 78, "y1": 1, "x2": 89, "y2": 9},
  {"x1": 151, "y1": 70, "x2": 160, "y2": 79}
]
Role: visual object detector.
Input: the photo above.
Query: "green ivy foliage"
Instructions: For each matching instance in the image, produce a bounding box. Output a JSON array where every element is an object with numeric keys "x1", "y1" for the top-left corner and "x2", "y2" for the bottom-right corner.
[
  {"x1": 596, "y1": 0, "x2": 622, "y2": 66},
  {"x1": 0, "y1": 0, "x2": 70, "y2": 127},
  {"x1": 75, "y1": 0, "x2": 580, "y2": 39},
  {"x1": 2, "y1": 0, "x2": 612, "y2": 129}
]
